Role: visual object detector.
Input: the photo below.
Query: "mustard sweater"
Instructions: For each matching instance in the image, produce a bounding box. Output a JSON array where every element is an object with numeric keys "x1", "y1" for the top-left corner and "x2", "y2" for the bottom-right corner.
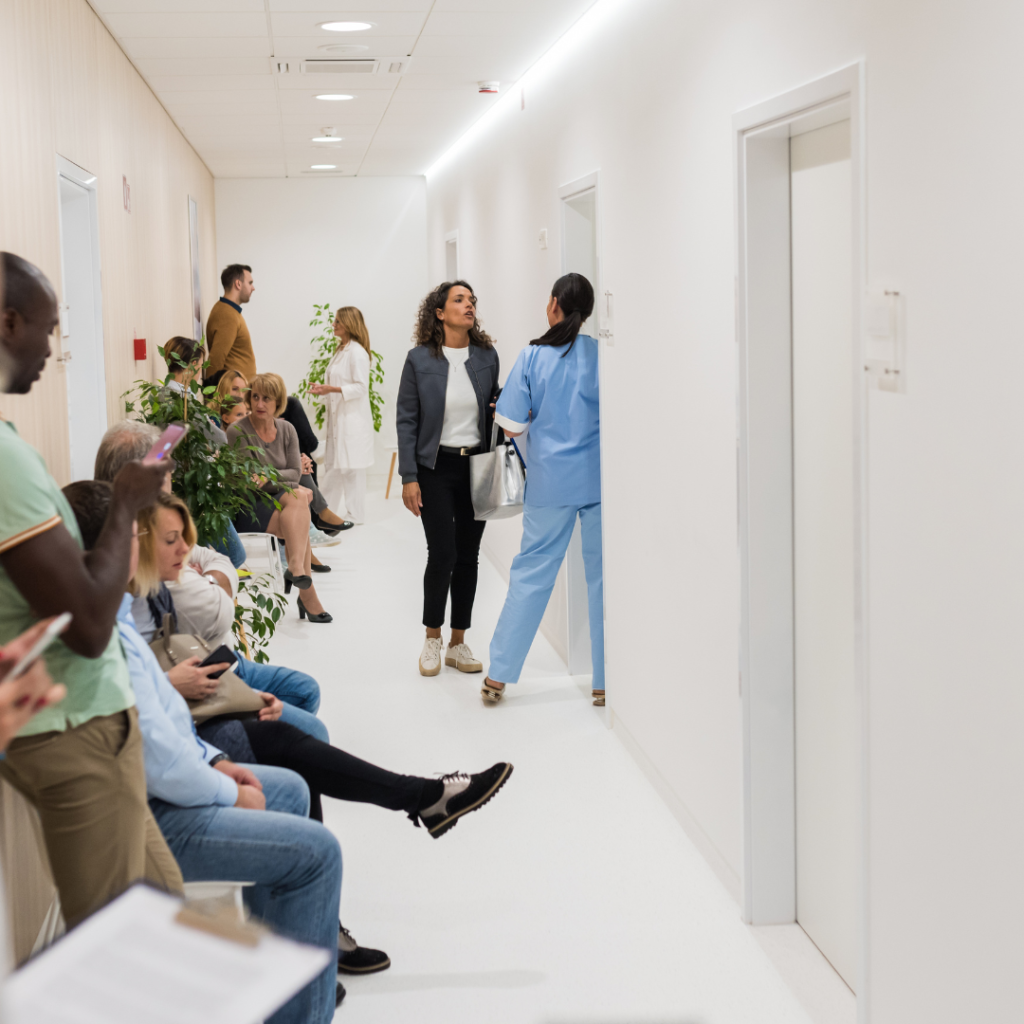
[{"x1": 205, "y1": 298, "x2": 256, "y2": 381}]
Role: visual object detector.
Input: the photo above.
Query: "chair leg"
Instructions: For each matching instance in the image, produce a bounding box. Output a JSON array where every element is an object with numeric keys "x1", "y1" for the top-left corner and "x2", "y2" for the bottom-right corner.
[{"x1": 385, "y1": 452, "x2": 397, "y2": 499}]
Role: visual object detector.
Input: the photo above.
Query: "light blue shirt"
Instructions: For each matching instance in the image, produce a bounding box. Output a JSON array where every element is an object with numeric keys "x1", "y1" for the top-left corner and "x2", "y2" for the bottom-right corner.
[
  {"x1": 116, "y1": 594, "x2": 238, "y2": 808},
  {"x1": 494, "y1": 335, "x2": 601, "y2": 507}
]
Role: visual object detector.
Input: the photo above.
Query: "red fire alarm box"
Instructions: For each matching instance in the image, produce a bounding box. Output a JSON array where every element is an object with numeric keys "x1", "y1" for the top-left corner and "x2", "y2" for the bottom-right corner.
[{"x1": 134, "y1": 338, "x2": 147, "y2": 361}]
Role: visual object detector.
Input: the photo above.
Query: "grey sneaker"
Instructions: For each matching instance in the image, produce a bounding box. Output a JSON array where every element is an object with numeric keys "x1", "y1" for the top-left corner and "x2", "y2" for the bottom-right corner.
[
  {"x1": 309, "y1": 525, "x2": 341, "y2": 548},
  {"x1": 419, "y1": 763, "x2": 513, "y2": 838}
]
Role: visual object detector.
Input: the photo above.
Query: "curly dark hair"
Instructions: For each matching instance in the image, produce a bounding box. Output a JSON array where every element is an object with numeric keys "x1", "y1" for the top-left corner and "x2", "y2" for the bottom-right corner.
[{"x1": 413, "y1": 280, "x2": 495, "y2": 357}]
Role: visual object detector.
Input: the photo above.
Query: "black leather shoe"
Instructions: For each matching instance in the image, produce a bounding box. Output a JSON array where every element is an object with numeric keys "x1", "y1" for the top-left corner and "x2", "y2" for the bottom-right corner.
[
  {"x1": 336, "y1": 981, "x2": 346, "y2": 1007},
  {"x1": 297, "y1": 597, "x2": 333, "y2": 623},
  {"x1": 337, "y1": 924, "x2": 391, "y2": 975},
  {"x1": 310, "y1": 562, "x2": 332, "y2": 573},
  {"x1": 283, "y1": 568, "x2": 312, "y2": 591},
  {"x1": 419, "y1": 763, "x2": 513, "y2": 838}
]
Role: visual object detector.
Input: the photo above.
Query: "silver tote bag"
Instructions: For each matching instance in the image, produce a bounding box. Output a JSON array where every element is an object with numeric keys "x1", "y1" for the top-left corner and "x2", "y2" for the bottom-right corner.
[{"x1": 469, "y1": 422, "x2": 526, "y2": 520}]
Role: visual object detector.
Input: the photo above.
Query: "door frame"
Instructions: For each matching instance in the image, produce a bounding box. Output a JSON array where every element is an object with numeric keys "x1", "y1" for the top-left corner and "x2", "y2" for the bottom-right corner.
[
  {"x1": 557, "y1": 169, "x2": 602, "y2": 688},
  {"x1": 733, "y1": 61, "x2": 868, "y2": 999},
  {"x1": 558, "y1": 172, "x2": 602, "y2": 678},
  {"x1": 55, "y1": 154, "x2": 106, "y2": 480}
]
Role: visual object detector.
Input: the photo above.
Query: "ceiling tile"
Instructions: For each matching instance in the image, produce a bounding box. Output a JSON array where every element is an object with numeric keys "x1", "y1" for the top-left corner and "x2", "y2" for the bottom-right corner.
[
  {"x1": 144, "y1": 74, "x2": 276, "y2": 92},
  {"x1": 91, "y1": 1, "x2": 264, "y2": 11},
  {"x1": 275, "y1": 73, "x2": 398, "y2": 91},
  {"x1": 100, "y1": 11, "x2": 269, "y2": 36},
  {"x1": 268, "y1": 0, "x2": 431, "y2": 10},
  {"x1": 119, "y1": 36, "x2": 273, "y2": 57},
  {"x1": 133, "y1": 56, "x2": 273, "y2": 76}
]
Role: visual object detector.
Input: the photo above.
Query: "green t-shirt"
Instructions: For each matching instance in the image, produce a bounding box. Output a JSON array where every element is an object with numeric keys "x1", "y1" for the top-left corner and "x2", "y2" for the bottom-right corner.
[{"x1": 0, "y1": 421, "x2": 134, "y2": 736}]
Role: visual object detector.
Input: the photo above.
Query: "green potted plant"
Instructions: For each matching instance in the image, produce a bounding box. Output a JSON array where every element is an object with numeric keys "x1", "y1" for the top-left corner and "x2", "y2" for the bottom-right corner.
[{"x1": 122, "y1": 348, "x2": 281, "y2": 551}]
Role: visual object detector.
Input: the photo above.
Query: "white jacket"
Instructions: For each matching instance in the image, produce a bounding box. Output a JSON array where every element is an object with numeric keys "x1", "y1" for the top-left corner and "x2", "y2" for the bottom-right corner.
[{"x1": 323, "y1": 342, "x2": 375, "y2": 471}]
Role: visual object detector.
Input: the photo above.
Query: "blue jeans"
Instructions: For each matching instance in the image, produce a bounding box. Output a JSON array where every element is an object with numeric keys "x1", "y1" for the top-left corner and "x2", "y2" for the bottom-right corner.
[
  {"x1": 149, "y1": 764, "x2": 341, "y2": 1024},
  {"x1": 233, "y1": 657, "x2": 330, "y2": 743},
  {"x1": 211, "y1": 522, "x2": 247, "y2": 569},
  {"x1": 488, "y1": 502, "x2": 605, "y2": 688}
]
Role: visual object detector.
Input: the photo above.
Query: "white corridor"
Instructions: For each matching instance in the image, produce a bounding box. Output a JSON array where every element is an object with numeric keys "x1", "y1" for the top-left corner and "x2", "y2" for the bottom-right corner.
[{"x1": 264, "y1": 483, "x2": 840, "y2": 1024}]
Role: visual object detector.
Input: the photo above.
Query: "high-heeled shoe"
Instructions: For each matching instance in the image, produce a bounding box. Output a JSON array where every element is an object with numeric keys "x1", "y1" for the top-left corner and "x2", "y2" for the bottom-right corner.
[
  {"x1": 297, "y1": 596, "x2": 333, "y2": 623},
  {"x1": 310, "y1": 562, "x2": 332, "y2": 573},
  {"x1": 284, "y1": 568, "x2": 313, "y2": 593},
  {"x1": 312, "y1": 511, "x2": 354, "y2": 535}
]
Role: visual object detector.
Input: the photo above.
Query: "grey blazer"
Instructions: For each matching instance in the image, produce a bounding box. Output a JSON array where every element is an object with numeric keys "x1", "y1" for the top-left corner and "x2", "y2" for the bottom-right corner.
[{"x1": 396, "y1": 343, "x2": 500, "y2": 483}]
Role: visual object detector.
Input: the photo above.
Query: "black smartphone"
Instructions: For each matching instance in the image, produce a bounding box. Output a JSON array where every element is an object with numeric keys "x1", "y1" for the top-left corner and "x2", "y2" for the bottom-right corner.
[{"x1": 198, "y1": 645, "x2": 238, "y2": 680}]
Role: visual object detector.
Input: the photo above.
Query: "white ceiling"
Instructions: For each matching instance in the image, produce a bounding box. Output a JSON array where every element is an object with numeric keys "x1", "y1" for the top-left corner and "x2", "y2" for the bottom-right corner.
[{"x1": 87, "y1": 0, "x2": 599, "y2": 177}]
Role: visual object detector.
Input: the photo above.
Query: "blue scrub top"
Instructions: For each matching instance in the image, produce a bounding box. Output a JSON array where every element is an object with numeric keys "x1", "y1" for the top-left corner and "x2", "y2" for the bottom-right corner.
[{"x1": 495, "y1": 334, "x2": 600, "y2": 507}]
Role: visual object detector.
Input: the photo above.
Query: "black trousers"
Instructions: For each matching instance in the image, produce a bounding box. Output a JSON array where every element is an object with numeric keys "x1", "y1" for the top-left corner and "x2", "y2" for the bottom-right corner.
[
  {"x1": 417, "y1": 451, "x2": 487, "y2": 630},
  {"x1": 240, "y1": 720, "x2": 437, "y2": 823}
]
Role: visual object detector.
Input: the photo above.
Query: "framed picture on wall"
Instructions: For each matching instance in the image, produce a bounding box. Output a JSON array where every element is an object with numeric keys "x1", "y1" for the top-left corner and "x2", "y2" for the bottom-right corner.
[{"x1": 188, "y1": 196, "x2": 202, "y2": 342}]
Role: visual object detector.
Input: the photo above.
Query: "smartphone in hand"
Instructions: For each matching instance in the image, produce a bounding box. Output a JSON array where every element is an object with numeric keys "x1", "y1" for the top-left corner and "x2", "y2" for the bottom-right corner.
[
  {"x1": 197, "y1": 645, "x2": 238, "y2": 680},
  {"x1": 143, "y1": 424, "x2": 188, "y2": 465}
]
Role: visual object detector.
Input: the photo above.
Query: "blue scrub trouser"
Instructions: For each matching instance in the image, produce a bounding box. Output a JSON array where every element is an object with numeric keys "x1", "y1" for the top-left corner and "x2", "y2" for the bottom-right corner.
[{"x1": 488, "y1": 502, "x2": 604, "y2": 688}]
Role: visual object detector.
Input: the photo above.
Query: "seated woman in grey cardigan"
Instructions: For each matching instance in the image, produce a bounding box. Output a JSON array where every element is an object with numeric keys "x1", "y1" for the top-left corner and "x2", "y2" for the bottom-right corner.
[{"x1": 227, "y1": 372, "x2": 332, "y2": 623}]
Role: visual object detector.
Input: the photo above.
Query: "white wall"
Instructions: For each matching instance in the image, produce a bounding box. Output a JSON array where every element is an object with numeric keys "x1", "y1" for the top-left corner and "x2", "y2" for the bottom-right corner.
[
  {"x1": 214, "y1": 177, "x2": 428, "y2": 469},
  {"x1": 426, "y1": 0, "x2": 1024, "y2": 1021}
]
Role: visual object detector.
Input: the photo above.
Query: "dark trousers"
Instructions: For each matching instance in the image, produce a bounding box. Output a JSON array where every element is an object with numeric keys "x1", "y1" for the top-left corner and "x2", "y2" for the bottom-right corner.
[
  {"x1": 241, "y1": 720, "x2": 436, "y2": 823},
  {"x1": 417, "y1": 451, "x2": 487, "y2": 630}
]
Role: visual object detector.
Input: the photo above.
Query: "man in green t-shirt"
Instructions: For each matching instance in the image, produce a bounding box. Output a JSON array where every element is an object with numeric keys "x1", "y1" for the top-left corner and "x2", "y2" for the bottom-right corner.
[{"x1": 0, "y1": 253, "x2": 183, "y2": 927}]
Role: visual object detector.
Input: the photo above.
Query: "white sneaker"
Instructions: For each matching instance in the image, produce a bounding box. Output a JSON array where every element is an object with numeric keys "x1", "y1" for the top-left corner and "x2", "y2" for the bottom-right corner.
[
  {"x1": 309, "y1": 525, "x2": 342, "y2": 548},
  {"x1": 419, "y1": 636, "x2": 443, "y2": 677},
  {"x1": 445, "y1": 643, "x2": 482, "y2": 673}
]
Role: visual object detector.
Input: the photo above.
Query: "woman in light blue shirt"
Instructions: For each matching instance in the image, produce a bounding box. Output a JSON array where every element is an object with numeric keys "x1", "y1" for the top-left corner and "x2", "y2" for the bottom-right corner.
[{"x1": 483, "y1": 273, "x2": 604, "y2": 705}]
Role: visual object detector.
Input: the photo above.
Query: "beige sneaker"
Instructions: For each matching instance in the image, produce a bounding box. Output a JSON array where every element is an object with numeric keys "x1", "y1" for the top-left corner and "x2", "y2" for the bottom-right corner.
[
  {"x1": 419, "y1": 636, "x2": 443, "y2": 676},
  {"x1": 445, "y1": 643, "x2": 483, "y2": 673}
]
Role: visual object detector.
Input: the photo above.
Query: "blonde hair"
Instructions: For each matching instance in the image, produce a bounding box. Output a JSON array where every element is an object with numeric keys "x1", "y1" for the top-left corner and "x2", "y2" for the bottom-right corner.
[
  {"x1": 214, "y1": 370, "x2": 247, "y2": 412},
  {"x1": 336, "y1": 307, "x2": 371, "y2": 360},
  {"x1": 131, "y1": 494, "x2": 197, "y2": 598},
  {"x1": 248, "y1": 372, "x2": 288, "y2": 417}
]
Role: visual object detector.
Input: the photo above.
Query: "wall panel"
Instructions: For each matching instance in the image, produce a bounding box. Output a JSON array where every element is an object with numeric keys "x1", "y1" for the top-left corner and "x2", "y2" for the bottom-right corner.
[{"x1": 0, "y1": 0, "x2": 217, "y2": 483}]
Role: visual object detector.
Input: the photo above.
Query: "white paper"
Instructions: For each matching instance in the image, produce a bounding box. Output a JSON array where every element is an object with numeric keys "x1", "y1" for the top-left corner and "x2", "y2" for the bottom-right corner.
[{"x1": 2, "y1": 885, "x2": 331, "y2": 1024}]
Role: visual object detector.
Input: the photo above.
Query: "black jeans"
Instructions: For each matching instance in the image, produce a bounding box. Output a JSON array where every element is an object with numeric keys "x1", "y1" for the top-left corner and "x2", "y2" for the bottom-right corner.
[
  {"x1": 417, "y1": 451, "x2": 487, "y2": 630},
  {"x1": 240, "y1": 720, "x2": 439, "y2": 823}
]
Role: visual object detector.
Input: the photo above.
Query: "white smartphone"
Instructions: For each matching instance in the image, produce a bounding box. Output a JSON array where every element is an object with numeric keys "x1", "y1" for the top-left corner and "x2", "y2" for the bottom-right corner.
[
  {"x1": 143, "y1": 424, "x2": 188, "y2": 465},
  {"x1": 6, "y1": 612, "x2": 73, "y2": 680}
]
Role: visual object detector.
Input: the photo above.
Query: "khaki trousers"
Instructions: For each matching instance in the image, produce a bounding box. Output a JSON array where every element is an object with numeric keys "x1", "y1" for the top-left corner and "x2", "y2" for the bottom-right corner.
[{"x1": 0, "y1": 708, "x2": 183, "y2": 928}]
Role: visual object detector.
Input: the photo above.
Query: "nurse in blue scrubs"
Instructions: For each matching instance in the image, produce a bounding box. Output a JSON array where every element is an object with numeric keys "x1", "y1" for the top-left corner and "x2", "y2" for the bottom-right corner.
[{"x1": 483, "y1": 273, "x2": 604, "y2": 706}]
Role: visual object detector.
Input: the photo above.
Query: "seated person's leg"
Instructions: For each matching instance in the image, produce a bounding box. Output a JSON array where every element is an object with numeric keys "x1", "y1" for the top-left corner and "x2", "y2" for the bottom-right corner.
[
  {"x1": 149, "y1": 796, "x2": 341, "y2": 1024},
  {"x1": 210, "y1": 522, "x2": 247, "y2": 569},
  {"x1": 246, "y1": 762, "x2": 311, "y2": 817},
  {"x1": 233, "y1": 657, "x2": 321, "y2": 716}
]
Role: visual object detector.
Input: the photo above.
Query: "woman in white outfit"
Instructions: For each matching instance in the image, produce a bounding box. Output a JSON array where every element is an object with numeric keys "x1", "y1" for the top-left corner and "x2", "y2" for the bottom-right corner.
[{"x1": 310, "y1": 307, "x2": 375, "y2": 524}]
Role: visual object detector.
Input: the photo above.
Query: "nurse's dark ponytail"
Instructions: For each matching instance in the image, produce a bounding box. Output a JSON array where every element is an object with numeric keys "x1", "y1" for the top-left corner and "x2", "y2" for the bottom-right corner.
[{"x1": 529, "y1": 273, "x2": 595, "y2": 357}]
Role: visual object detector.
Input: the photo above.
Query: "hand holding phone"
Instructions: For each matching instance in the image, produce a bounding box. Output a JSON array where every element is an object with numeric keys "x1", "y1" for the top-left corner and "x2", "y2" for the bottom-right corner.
[
  {"x1": 4, "y1": 612, "x2": 72, "y2": 680},
  {"x1": 143, "y1": 424, "x2": 188, "y2": 465},
  {"x1": 197, "y1": 644, "x2": 238, "y2": 681}
]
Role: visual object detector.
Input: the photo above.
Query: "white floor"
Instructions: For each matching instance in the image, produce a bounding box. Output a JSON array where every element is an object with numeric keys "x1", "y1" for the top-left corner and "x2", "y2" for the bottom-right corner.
[{"x1": 265, "y1": 483, "x2": 833, "y2": 1024}]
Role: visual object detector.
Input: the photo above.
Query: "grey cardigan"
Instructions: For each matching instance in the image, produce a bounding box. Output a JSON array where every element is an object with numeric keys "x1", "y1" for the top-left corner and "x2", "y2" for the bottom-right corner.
[
  {"x1": 226, "y1": 416, "x2": 301, "y2": 495},
  {"x1": 396, "y1": 343, "x2": 500, "y2": 484}
]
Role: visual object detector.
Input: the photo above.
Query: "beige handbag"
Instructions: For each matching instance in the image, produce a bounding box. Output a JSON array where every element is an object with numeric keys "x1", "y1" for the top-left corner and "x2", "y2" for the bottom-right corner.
[{"x1": 148, "y1": 614, "x2": 265, "y2": 725}]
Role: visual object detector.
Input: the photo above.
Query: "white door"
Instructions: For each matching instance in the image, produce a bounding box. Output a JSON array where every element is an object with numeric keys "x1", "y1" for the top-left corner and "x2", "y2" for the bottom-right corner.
[
  {"x1": 790, "y1": 118, "x2": 857, "y2": 988},
  {"x1": 58, "y1": 166, "x2": 107, "y2": 482},
  {"x1": 552, "y1": 188, "x2": 597, "y2": 676}
]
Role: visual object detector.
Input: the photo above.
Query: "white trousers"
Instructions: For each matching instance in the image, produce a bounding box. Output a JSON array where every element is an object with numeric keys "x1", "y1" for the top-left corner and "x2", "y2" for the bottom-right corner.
[{"x1": 321, "y1": 467, "x2": 366, "y2": 523}]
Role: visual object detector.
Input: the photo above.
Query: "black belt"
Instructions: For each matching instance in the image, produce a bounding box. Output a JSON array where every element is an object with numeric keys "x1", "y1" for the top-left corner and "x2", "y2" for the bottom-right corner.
[{"x1": 438, "y1": 445, "x2": 482, "y2": 457}]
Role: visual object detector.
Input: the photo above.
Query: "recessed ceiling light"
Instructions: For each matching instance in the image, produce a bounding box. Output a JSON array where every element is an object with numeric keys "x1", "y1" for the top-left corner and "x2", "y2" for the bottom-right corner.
[
  {"x1": 312, "y1": 136, "x2": 343, "y2": 143},
  {"x1": 316, "y1": 94, "x2": 354, "y2": 101},
  {"x1": 320, "y1": 21, "x2": 371, "y2": 32},
  {"x1": 311, "y1": 164, "x2": 337, "y2": 170}
]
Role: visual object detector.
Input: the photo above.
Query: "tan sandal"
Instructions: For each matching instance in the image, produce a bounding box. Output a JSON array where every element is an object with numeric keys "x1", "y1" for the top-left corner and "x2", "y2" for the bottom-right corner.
[
  {"x1": 592, "y1": 689, "x2": 605, "y2": 706},
  {"x1": 481, "y1": 680, "x2": 505, "y2": 704}
]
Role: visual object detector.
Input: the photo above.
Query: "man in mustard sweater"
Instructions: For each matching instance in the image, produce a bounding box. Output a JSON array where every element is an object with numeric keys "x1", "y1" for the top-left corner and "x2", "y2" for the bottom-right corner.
[{"x1": 205, "y1": 263, "x2": 257, "y2": 387}]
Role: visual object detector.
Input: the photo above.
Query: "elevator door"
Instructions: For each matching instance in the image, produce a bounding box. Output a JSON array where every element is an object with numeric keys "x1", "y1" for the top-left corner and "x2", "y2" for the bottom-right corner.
[{"x1": 790, "y1": 118, "x2": 857, "y2": 989}]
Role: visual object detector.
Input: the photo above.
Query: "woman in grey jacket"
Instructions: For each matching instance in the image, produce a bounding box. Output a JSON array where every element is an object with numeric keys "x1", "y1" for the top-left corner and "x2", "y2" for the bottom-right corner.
[{"x1": 396, "y1": 281, "x2": 499, "y2": 677}]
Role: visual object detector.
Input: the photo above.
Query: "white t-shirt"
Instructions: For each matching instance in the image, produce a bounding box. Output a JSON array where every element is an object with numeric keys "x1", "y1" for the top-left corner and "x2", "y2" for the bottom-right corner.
[{"x1": 440, "y1": 346, "x2": 481, "y2": 447}]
